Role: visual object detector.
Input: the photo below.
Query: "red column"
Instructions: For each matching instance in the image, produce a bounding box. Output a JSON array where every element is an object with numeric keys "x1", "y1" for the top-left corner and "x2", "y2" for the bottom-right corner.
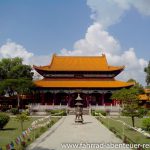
[
  {"x1": 68, "y1": 94, "x2": 72, "y2": 107},
  {"x1": 86, "y1": 94, "x2": 89, "y2": 107},
  {"x1": 99, "y1": 94, "x2": 101, "y2": 105},
  {"x1": 41, "y1": 92, "x2": 45, "y2": 105},
  {"x1": 53, "y1": 93, "x2": 55, "y2": 105},
  {"x1": 102, "y1": 93, "x2": 104, "y2": 106}
]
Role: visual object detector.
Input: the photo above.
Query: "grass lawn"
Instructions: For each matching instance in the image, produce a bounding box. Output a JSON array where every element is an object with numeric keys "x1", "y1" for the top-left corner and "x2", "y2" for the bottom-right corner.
[
  {"x1": 113, "y1": 117, "x2": 143, "y2": 128},
  {"x1": 0, "y1": 115, "x2": 60, "y2": 149},
  {"x1": 98, "y1": 117, "x2": 150, "y2": 148}
]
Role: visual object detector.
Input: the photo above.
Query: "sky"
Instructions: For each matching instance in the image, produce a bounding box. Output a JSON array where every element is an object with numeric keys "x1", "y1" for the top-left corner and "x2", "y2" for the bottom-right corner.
[{"x1": 0, "y1": 0, "x2": 150, "y2": 85}]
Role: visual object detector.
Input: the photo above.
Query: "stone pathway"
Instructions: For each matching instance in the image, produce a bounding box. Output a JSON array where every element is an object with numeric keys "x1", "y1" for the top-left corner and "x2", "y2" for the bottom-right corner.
[{"x1": 27, "y1": 115, "x2": 131, "y2": 150}]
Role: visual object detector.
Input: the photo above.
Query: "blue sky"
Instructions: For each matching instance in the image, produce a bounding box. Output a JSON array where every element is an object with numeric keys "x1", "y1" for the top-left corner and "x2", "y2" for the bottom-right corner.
[
  {"x1": 108, "y1": 8, "x2": 150, "y2": 60},
  {"x1": 0, "y1": 0, "x2": 150, "y2": 85},
  {"x1": 0, "y1": 0, "x2": 92, "y2": 55}
]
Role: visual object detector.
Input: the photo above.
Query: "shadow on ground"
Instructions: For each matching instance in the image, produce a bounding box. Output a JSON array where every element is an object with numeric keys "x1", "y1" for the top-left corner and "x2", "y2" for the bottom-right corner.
[
  {"x1": 1, "y1": 127, "x2": 17, "y2": 131},
  {"x1": 72, "y1": 121, "x2": 93, "y2": 125},
  {"x1": 83, "y1": 121, "x2": 93, "y2": 124}
]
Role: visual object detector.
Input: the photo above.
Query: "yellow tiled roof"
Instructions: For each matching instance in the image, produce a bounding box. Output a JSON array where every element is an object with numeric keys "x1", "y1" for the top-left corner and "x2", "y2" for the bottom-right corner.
[
  {"x1": 34, "y1": 79, "x2": 133, "y2": 88},
  {"x1": 144, "y1": 89, "x2": 150, "y2": 94},
  {"x1": 139, "y1": 94, "x2": 150, "y2": 101},
  {"x1": 33, "y1": 54, "x2": 124, "y2": 71}
]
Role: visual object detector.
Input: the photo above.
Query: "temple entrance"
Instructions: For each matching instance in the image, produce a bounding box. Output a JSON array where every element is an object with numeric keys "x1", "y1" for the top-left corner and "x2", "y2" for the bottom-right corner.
[
  {"x1": 104, "y1": 92, "x2": 112, "y2": 106},
  {"x1": 54, "y1": 92, "x2": 68, "y2": 105},
  {"x1": 90, "y1": 93, "x2": 103, "y2": 106},
  {"x1": 44, "y1": 92, "x2": 53, "y2": 105},
  {"x1": 36, "y1": 91, "x2": 114, "y2": 107}
]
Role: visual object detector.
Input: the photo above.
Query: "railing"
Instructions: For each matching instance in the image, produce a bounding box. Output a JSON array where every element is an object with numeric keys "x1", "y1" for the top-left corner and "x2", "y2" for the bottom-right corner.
[
  {"x1": 29, "y1": 104, "x2": 121, "y2": 113},
  {"x1": 29, "y1": 104, "x2": 68, "y2": 111}
]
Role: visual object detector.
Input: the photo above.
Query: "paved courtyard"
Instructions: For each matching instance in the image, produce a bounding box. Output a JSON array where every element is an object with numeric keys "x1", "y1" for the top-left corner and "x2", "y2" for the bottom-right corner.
[{"x1": 27, "y1": 115, "x2": 130, "y2": 150}]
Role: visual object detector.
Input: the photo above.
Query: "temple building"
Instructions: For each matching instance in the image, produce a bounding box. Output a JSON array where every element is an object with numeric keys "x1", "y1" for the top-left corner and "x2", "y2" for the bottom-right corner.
[{"x1": 33, "y1": 54, "x2": 133, "y2": 107}]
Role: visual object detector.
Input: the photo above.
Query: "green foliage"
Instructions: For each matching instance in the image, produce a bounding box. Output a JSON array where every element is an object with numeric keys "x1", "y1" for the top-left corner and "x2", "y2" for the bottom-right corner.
[
  {"x1": 0, "y1": 78, "x2": 34, "y2": 95},
  {"x1": 46, "y1": 109, "x2": 67, "y2": 116},
  {"x1": 0, "y1": 113, "x2": 10, "y2": 129},
  {"x1": 0, "y1": 79, "x2": 34, "y2": 110},
  {"x1": 0, "y1": 105, "x2": 10, "y2": 112},
  {"x1": 16, "y1": 112, "x2": 30, "y2": 131},
  {"x1": 11, "y1": 108, "x2": 20, "y2": 115},
  {"x1": 142, "y1": 118, "x2": 150, "y2": 131},
  {"x1": 0, "y1": 57, "x2": 33, "y2": 80},
  {"x1": 40, "y1": 127, "x2": 46, "y2": 133},
  {"x1": 91, "y1": 109, "x2": 107, "y2": 116},
  {"x1": 111, "y1": 88, "x2": 138, "y2": 102},
  {"x1": 23, "y1": 109, "x2": 30, "y2": 116},
  {"x1": 138, "y1": 108, "x2": 148, "y2": 118},
  {"x1": 127, "y1": 79, "x2": 144, "y2": 94},
  {"x1": 111, "y1": 88, "x2": 141, "y2": 127},
  {"x1": 0, "y1": 57, "x2": 34, "y2": 99},
  {"x1": 144, "y1": 61, "x2": 150, "y2": 86}
]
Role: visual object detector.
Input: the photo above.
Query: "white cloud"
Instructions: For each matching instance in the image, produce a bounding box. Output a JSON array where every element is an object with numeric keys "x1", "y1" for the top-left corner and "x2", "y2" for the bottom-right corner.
[
  {"x1": 105, "y1": 49, "x2": 148, "y2": 83},
  {"x1": 130, "y1": 0, "x2": 150, "y2": 16},
  {"x1": 0, "y1": 40, "x2": 33, "y2": 64},
  {"x1": 87, "y1": 0, "x2": 150, "y2": 28},
  {"x1": 0, "y1": 40, "x2": 51, "y2": 66},
  {"x1": 87, "y1": 0, "x2": 130, "y2": 28},
  {"x1": 61, "y1": 23, "x2": 120, "y2": 56},
  {"x1": 0, "y1": 40, "x2": 51, "y2": 80},
  {"x1": 29, "y1": 55, "x2": 51, "y2": 66}
]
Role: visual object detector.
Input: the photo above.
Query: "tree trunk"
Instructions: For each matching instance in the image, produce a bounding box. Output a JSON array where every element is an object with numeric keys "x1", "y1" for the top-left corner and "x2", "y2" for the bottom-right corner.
[
  {"x1": 17, "y1": 94, "x2": 20, "y2": 109},
  {"x1": 131, "y1": 116, "x2": 135, "y2": 127}
]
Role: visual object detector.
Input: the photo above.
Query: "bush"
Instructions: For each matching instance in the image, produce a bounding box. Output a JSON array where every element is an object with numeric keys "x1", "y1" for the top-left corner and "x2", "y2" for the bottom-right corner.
[
  {"x1": 142, "y1": 118, "x2": 150, "y2": 131},
  {"x1": 0, "y1": 113, "x2": 10, "y2": 129},
  {"x1": 91, "y1": 109, "x2": 95, "y2": 116},
  {"x1": 11, "y1": 108, "x2": 19, "y2": 115},
  {"x1": 91, "y1": 109, "x2": 107, "y2": 116},
  {"x1": 138, "y1": 108, "x2": 148, "y2": 117},
  {"x1": 99, "y1": 110, "x2": 107, "y2": 116},
  {"x1": 0, "y1": 105, "x2": 9, "y2": 112},
  {"x1": 46, "y1": 109, "x2": 67, "y2": 116},
  {"x1": 40, "y1": 127, "x2": 46, "y2": 133},
  {"x1": 23, "y1": 109, "x2": 30, "y2": 116}
]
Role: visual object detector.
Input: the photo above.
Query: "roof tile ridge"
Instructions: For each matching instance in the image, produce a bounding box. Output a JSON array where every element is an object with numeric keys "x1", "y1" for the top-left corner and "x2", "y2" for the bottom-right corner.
[
  {"x1": 108, "y1": 65, "x2": 125, "y2": 69},
  {"x1": 49, "y1": 53, "x2": 56, "y2": 68},
  {"x1": 101, "y1": 54, "x2": 109, "y2": 68},
  {"x1": 54, "y1": 55, "x2": 103, "y2": 58}
]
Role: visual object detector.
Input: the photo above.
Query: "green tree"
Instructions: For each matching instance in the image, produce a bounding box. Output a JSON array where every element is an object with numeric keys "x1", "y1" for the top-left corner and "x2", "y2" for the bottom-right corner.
[
  {"x1": 127, "y1": 79, "x2": 144, "y2": 94},
  {"x1": 144, "y1": 61, "x2": 150, "y2": 86},
  {"x1": 0, "y1": 78, "x2": 34, "y2": 108},
  {"x1": 142, "y1": 118, "x2": 150, "y2": 131},
  {"x1": 0, "y1": 57, "x2": 34, "y2": 108},
  {"x1": 16, "y1": 112, "x2": 30, "y2": 131},
  {"x1": 0, "y1": 57, "x2": 33, "y2": 80},
  {"x1": 111, "y1": 88, "x2": 142, "y2": 127}
]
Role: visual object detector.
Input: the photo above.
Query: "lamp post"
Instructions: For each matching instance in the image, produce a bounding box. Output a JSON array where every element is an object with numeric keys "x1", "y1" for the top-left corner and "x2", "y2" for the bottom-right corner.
[{"x1": 75, "y1": 93, "x2": 84, "y2": 123}]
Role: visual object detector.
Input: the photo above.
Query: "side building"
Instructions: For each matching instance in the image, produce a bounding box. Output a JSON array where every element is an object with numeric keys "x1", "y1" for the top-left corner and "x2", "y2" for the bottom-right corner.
[{"x1": 33, "y1": 54, "x2": 133, "y2": 107}]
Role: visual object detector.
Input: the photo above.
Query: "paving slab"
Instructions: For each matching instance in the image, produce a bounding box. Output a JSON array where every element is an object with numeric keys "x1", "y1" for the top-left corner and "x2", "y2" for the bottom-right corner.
[{"x1": 27, "y1": 115, "x2": 131, "y2": 150}]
